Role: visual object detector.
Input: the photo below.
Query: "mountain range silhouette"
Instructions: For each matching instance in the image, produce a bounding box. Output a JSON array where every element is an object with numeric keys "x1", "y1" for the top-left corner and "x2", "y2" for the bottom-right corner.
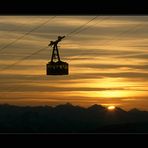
[{"x1": 0, "y1": 103, "x2": 148, "y2": 133}]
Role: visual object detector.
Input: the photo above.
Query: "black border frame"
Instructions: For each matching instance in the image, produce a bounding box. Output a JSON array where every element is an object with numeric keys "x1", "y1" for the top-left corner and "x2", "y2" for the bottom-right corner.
[{"x1": 0, "y1": 0, "x2": 148, "y2": 145}]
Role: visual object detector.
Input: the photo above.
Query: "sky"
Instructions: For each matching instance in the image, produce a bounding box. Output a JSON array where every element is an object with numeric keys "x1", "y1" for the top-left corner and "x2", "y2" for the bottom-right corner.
[{"x1": 0, "y1": 15, "x2": 148, "y2": 110}]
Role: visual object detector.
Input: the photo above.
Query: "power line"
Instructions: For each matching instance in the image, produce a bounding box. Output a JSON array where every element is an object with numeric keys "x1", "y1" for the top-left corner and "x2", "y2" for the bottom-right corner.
[
  {"x1": 68, "y1": 16, "x2": 112, "y2": 38},
  {"x1": 64, "y1": 17, "x2": 148, "y2": 61},
  {"x1": 0, "y1": 16, "x2": 98, "y2": 72},
  {"x1": 66, "y1": 17, "x2": 147, "y2": 52},
  {"x1": 66, "y1": 16, "x2": 98, "y2": 37},
  {"x1": 0, "y1": 46, "x2": 48, "y2": 72},
  {"x1": 0, "y1": 16, "x2": 147, "y2": 93},
  {"x1": 67, "y1": 17, "x2": 147, "y2": 47},
  {"x1": 0, "y1": 16, "x2": 56, "y2": 53},
  {"x1": 1, "y1": 16, "x2": 145, "y2": 72},
  {"x1": 98, "y1": 21, "x2": 147, "y2": 47}
]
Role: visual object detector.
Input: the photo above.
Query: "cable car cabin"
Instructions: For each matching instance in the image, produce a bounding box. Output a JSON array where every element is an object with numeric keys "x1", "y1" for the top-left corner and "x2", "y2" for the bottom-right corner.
[{"x1": 47, "y1": 61, "x2": 68, "y2": 75}]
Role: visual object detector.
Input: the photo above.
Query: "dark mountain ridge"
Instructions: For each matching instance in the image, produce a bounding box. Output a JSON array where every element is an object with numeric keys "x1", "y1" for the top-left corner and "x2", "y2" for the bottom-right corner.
[{"x1": 0, "y1": 103, "x2": 148, "y2": 133}]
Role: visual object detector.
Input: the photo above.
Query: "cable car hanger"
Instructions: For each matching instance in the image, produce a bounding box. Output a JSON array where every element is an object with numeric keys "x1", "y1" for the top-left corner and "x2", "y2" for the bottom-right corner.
[{"x1": 48, "y1": 36, "x2": 65, "y2": 62}]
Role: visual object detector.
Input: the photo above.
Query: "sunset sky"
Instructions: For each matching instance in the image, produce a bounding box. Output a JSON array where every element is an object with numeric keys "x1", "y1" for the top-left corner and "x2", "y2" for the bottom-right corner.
[{"x1": 0, "y1": 16, "x2": 148, "y2": 110}]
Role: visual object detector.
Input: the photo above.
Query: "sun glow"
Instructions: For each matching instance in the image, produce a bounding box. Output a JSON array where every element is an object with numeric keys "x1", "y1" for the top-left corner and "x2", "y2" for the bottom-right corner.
[{"x1": 107, "y1": 106, "x2": 115, "y2": 110}]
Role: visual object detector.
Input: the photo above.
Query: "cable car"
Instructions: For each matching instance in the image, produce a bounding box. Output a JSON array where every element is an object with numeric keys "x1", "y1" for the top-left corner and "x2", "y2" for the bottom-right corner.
[
  {"x1": 47, "y1": 61, "x2": 68, "y2": 75},
  {"x1": 46, "y1": 36, "x2": 69, "y2": 75}
]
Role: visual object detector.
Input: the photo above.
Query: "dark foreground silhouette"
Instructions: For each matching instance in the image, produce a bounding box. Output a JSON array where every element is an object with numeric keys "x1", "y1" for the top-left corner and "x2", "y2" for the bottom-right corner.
[{"x1": 0, "y1": 103, "x2": 148, "y2": 133}]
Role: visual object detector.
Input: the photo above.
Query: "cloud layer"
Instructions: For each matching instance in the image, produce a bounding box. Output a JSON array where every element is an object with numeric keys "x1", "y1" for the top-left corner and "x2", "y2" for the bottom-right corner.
[{"x1": 0, "y1": 16, "x2": 148, "y2": 110}]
